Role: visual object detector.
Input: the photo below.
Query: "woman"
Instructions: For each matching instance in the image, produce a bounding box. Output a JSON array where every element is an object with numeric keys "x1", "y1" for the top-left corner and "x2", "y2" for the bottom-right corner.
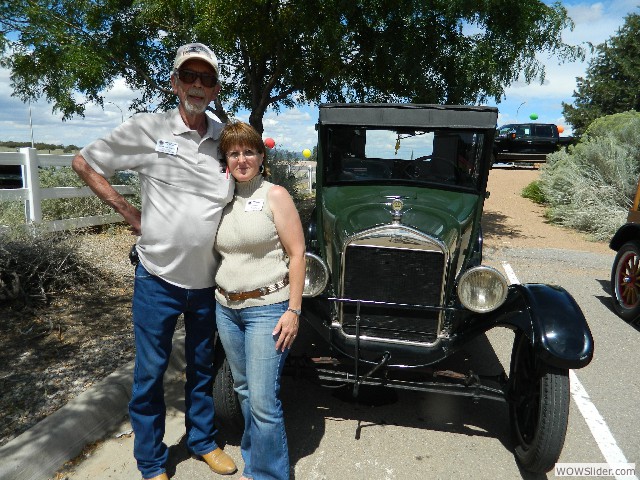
[{"x1": 214, "y1": 121, "x2": 305, "y2": 480}]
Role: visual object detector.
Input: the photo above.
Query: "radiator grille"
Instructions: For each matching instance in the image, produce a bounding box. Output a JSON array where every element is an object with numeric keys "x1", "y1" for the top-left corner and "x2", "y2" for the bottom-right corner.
[
  {"x1": 340, "y1": 244, "x2": 445, "y2": 343},
  {"x1": 343, "y1": 245, "x2": 444, "y2": 304}
]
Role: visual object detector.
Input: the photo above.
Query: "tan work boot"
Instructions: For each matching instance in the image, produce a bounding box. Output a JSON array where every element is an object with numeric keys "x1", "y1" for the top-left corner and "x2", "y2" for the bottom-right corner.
[
  {"x1": 145, "y1": 474, "x2": 169, "y2": 480},
  {"x1": 200, "y1": 448, "x2": 237, "y2": 475}
]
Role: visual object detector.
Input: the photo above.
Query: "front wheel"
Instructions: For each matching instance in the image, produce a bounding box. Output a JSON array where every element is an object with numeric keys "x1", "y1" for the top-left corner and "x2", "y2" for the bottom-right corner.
[
  {"x1": 611, "y1": 241, "x2": 640, "y2": 321},
  {"x1": 212, "y1": 336, "x2": 244, "y2": 435},
  {"x1": 508, "y1": 333, "x2": 570, "y2": 473}
]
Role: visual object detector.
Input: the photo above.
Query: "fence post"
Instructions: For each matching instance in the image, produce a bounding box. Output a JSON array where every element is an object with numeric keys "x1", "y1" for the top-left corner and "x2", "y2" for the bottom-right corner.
[
  {"x1": 21, "y1": 147, "x2": 42, "y2": 224},
  {"x1": 307, "y1": 166, "x2": 313, "y2": 191}
]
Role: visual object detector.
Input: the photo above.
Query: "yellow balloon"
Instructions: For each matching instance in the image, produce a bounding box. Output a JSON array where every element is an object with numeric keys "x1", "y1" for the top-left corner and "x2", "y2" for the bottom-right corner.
[{"x1": 302, "y1": 149, "x2": 312, "y2": 158}]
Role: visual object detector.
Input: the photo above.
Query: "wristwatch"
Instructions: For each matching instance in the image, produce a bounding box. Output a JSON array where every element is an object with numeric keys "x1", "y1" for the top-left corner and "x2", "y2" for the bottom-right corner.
[{"x1": 287, "y1": 308, "x2": 301, "y2": 316}]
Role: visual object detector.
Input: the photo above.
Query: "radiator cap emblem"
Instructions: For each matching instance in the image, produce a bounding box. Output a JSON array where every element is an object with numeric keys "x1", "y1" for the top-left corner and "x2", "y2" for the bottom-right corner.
[{"x1": 390, "y1": 198, "x2": 404, "y2": 223}]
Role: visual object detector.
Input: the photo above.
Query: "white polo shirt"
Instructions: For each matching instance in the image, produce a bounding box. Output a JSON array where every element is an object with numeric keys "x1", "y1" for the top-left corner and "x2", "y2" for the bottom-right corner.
[{"x1": 81, "y1": 108, "x2": 234, "y2": 289}]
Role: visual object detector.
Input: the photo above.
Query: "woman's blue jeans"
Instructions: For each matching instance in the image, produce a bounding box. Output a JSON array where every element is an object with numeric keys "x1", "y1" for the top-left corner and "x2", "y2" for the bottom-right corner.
[
  {"x1": 130, "y1": 263, "x2": 219, "y2": 479},
  {"x1": 215, "y1": 301, "x2": 290, "y2": 480}
]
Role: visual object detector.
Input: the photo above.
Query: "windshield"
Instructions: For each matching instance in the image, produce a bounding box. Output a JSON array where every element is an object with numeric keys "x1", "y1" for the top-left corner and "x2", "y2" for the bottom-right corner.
[{"x1": 323, "y1": 126, "x2": 486, "y2": 189}]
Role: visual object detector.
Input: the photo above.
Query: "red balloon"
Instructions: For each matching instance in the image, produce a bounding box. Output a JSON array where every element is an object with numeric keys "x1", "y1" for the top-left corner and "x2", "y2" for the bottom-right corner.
[{"x1": 264, "y1": 137, "x2": 275, "y2": 149}]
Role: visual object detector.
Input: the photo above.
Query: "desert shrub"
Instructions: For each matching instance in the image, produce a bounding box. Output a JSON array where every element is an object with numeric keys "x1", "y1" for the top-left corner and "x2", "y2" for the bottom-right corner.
[
  {"x1": 535, "y1": 111, "x2": 640, "y2": 240},
  {"x1": 266, "y1": 149, "x2": 311, "y2": 204},
  {"x1": 0, "y1": 228, "x2": 103, "y2": 308}
]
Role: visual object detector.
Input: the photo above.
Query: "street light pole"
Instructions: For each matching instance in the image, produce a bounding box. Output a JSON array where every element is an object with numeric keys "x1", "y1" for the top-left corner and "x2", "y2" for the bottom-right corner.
[
  {"x1": 106, "y1": 101, "x2": 124, "y2": 123},
  {"x1": 28, "y1": 99, "x2": 35, "y2": 148}
]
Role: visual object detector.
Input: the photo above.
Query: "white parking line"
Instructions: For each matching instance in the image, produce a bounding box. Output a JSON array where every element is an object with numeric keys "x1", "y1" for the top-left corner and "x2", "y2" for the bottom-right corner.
[
  {"x1": 569, "y1": 371, "x2": 637, "y2": 479},
  {"x1": 501, "y1": 261, "x2": 637, "y2": 479},
  {"x1": 500, "y1": 261, "x2": 520, "y2": 285}
]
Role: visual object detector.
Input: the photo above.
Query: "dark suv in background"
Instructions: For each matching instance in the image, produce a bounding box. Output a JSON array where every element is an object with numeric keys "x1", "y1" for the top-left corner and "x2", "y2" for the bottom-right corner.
[{"x1": 494, "y1": 123, "x2": 573, "y2": 155}]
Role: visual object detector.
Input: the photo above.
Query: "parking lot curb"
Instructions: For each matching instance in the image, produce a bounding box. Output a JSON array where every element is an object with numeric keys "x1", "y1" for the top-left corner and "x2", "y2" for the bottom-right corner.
[{"x1": 0, "y1": 330, "x2": 187, "y2": 480}]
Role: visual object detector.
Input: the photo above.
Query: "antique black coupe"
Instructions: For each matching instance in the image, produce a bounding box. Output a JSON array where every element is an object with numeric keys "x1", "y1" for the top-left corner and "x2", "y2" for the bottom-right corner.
[{"x1": 213, "y1": 103, "x2": 594, "y2": 473}]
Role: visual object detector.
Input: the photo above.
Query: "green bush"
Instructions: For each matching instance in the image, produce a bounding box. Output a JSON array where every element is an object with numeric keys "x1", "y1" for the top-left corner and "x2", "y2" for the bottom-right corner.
[
  {"x1": 535, "y1": 111, "x2": 640, "y2": 240},
  {"x1": 521, "y1": 180, "x2": 546, "y2": 204}
]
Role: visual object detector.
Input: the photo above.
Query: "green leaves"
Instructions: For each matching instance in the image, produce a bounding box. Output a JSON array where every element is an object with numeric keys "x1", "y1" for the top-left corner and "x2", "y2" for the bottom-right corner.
[
  {"x1": 1, "y1": 0, "x2": 582, "y2": 133},
  {"x1": 562, "y1": 13, "x2": 640, "y2": 136}
]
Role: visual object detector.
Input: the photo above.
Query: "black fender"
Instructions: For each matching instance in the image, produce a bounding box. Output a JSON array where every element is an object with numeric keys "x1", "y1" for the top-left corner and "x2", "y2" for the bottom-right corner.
[
  {"x1": 609, "y1": 223, "x2": 640, "y2": 251},
  {"x1": 455, "y1": 283, "x2": 593, "y2": 370},
  {"x1": 506, "y1": 283, "x2": 593, "y2": 369}
]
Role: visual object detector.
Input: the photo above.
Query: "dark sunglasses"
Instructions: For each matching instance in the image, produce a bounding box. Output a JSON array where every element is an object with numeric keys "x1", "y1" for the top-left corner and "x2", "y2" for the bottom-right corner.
[{"x1": 177, "y1": 69, "x2": 217, "y2": 88}]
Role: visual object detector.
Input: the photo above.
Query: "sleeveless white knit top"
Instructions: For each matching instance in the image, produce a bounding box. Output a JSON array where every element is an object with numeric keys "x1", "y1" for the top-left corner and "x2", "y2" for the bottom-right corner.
[{"x1": 214, "y1": 175, "x2": 290, "y2": 308}]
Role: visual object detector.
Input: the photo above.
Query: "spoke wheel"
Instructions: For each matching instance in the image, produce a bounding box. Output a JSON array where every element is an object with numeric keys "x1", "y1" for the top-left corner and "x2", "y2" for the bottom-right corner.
[
  {"x1": 509, "y1": 333, "x2": 569, "y2": 473},
  {"x1": 611, "y1": 241, "x2": 640, "y2": 321}
]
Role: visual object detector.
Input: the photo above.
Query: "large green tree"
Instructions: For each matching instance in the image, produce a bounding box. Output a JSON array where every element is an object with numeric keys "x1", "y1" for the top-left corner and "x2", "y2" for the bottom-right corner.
[
  {"x1": 1, "y1": 0, "x2": 582, "y2": 133},
  {"x1": 562, "y1": 12, "x2": 640, "y2": 136}
]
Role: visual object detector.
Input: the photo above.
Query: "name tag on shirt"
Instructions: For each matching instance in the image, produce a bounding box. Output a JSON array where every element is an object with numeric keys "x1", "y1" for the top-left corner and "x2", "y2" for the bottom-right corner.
[
  {"x1": 245, "y1": 199, "x2": 264, "y2": 211},
  {"x1": 155, "y1": 140, "x2": 179, "y2": 155}
]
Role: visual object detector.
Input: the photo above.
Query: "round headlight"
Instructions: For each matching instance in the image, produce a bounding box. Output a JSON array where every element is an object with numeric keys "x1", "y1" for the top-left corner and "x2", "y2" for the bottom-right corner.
[
  {"x1": 303, "y1": 252, "x2": 329, "y2": 297},
  {"x1": 457, "y1": 266, "x2": 509, "y2": 313}
]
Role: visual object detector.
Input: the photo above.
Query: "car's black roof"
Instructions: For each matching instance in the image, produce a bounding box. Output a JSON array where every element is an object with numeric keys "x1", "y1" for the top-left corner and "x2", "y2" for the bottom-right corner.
[{"x1": 319, "y1": 103, "x2": 498, "y2": 129}]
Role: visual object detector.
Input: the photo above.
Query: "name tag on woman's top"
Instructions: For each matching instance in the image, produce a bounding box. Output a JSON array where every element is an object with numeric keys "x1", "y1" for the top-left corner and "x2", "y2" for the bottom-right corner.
[{"x1": 245, "y1": 199, "x2": 264, "y2": 211}]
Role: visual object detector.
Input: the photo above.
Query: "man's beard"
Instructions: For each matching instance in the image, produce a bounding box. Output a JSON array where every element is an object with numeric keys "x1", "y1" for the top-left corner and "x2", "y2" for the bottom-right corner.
[{"x1": 183, "y1": 87, "x2": 207, "y2": 115}]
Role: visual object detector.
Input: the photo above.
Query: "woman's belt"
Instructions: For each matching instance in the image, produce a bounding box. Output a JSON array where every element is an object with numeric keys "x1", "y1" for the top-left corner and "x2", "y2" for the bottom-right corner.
[{"x1": 217, "y1": 274, "x2": 289, "y2": 301}]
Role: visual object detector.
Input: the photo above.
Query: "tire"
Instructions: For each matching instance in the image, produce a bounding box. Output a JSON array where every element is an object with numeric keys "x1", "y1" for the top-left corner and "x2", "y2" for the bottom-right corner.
[
  {"x1": 508, "y1": 333, "x2": 570, "y2": 473},
  {"x1": 611, "y1": 241, "x2": 640, "y2": 321},
  {"x1": 212, "y1": 336, "x2": 244, "y2": 435}
]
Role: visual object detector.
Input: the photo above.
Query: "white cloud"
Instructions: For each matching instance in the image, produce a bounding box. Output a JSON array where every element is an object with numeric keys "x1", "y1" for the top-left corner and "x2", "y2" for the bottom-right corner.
[{"x1": 493, "y1": 0, "x2": 638, "y2": 134}]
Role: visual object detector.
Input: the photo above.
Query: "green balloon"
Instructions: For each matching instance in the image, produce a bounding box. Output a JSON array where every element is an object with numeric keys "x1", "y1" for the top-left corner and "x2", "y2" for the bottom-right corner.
[{"x1": 529, "y1": 113, "x2": 538, "y2": 120}]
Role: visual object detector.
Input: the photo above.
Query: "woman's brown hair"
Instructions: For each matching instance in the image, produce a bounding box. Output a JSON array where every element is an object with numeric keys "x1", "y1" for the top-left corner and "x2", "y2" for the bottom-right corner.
[{"x1": 219, "y1": 120, "x2": 270, "y2": 177}]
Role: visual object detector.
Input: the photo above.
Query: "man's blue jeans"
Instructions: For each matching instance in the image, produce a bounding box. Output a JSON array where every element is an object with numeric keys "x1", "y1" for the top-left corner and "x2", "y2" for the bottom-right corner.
[
  {"x1": 215, "y1": 301, "x2": 290, "y2": 480},
  {"x1": 130, "y1": 263, "x2": 219, "y2": 479}
]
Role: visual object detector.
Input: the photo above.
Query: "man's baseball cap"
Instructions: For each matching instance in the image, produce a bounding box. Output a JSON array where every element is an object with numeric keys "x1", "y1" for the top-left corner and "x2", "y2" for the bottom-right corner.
[{"x1": 173, "y1": 43, "x2": 219, "y2": 77}]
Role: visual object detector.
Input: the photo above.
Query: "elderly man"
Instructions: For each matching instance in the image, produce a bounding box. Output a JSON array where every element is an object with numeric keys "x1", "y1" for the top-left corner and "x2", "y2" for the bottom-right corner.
[{"x1": 72, "y1": 43, "x2": 236, "y2": 480}]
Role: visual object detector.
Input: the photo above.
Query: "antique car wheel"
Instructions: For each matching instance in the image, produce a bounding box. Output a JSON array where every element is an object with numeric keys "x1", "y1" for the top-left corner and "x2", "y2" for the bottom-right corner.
[
  {"x1": 212, "y1": 338, "x2": 244, "y2": 435},
  {"x1": 509, "y1": 333, "x2": 570, "y2": 473},
  {"x1": 611, "y1": 241, "x2": 640, "y2": 321}
]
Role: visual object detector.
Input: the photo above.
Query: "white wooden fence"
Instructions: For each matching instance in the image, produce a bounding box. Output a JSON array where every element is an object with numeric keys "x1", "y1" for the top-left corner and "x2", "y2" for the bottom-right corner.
[
  {"x1": 0, "y1": 148, "x2": 135, "y2": 232},
  {"x1": 287, "y1": 162, "x2": 316, "y2": 191}
]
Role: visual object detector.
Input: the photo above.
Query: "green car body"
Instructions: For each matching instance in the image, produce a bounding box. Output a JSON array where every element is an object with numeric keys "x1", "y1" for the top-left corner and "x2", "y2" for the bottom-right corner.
[{"x1": 299, "y1": 103, "x2": 593, "y2": 367}]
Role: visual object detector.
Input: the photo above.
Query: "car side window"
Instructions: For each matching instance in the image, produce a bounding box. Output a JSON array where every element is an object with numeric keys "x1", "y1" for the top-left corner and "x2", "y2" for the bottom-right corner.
[{"x1": 534, "y1": 125, "x2": 554, "y2": 137}]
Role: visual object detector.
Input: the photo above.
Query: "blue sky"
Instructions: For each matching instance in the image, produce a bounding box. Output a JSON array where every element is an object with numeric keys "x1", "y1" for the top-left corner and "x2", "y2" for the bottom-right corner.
[{"x1": 1, "y1": 1, "x2": 638, "y2": 152}]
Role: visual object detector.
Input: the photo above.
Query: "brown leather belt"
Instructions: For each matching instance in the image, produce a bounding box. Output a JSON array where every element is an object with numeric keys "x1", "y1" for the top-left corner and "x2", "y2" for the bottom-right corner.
[{"x1": 217, "y1": 275, "x2": 289, "y2": 301}]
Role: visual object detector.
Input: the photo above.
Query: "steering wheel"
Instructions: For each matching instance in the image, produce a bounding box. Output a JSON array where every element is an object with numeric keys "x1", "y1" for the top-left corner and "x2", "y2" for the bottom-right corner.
[
  {"x1": 403, "y1": 156, "x2": 460, "y2": 182},
  {"x1": 402, "y1": 155, "x2": 432, "y2": 179}
]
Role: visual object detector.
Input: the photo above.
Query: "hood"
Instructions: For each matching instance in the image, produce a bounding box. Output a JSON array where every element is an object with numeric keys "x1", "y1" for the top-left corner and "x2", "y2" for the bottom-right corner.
[{"x1": 321, "y1": 185, "x2": 481, "y2": 256}]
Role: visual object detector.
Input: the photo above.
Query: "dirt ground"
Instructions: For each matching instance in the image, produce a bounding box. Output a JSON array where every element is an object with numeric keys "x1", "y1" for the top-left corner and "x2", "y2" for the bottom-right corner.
[
  {"x1": 0, "y1": 167, "x2": 611, "y2": 448},
  {"x1": 0, "y1": 230, "x2": 136, "y2": 447},
  {"x1": 482, "y1": 167, "x2": 610, "y2": 254}
]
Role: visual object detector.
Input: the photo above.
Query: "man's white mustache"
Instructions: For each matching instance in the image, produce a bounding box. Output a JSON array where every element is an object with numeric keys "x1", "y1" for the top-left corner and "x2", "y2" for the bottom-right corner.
[{"x1": 187, "y1": 87, "x2": 205, "y2": 97}]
